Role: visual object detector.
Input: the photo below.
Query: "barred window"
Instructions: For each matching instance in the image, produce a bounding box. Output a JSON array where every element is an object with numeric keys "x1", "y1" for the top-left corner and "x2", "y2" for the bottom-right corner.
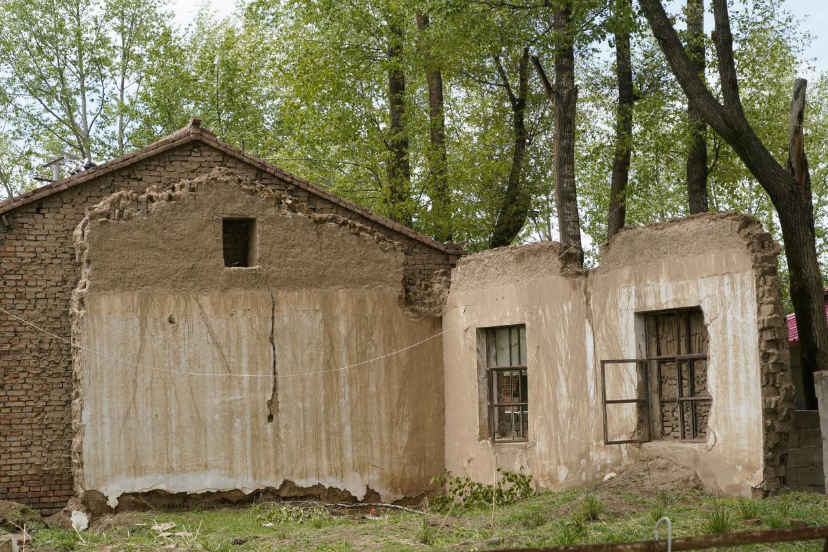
[
  {"x1": 483, "y1": 325, "x2": 528, "y2": 442},
  {"x1": 601, "y1": 307, "x2": 711, "y2": 445},
  {"x1": 645, "y1": 308, "x2": 710, "y2": 441}
]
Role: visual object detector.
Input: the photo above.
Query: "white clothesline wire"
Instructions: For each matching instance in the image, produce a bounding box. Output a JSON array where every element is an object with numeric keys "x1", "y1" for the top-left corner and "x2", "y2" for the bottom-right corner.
[{"x1": 0, "y1": 226, "x2": 588, "y2": 381}]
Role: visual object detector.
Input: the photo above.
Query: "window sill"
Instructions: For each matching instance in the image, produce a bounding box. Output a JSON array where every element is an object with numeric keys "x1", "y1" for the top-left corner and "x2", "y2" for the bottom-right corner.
[
  {"x1": 640, "y1": 440, "x2": 707, "y2": 449},
  {"x1": 489, "y1": 439, "x2": 530, "y2": 446}
]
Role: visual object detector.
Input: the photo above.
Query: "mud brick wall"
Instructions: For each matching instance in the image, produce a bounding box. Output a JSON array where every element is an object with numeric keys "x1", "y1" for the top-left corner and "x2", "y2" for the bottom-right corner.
[
  {"x1": 785, "y1": 410, "x2": 825, "y2": 493},
  {"x1": 658, "y1": 364, "x2": 711, "y2": 440},
  {"x1": 0, "y1": 137, "x2": 455, "y2": 514}
]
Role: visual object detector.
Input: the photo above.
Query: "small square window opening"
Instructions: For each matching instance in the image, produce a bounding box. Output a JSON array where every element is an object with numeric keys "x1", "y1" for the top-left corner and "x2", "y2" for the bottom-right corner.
[{"x1": 223, "y1": 218, "x2": 257, "y2": 268}]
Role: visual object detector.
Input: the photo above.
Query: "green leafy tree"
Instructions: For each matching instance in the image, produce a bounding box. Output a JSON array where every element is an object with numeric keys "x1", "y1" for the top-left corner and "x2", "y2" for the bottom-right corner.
[
  {"x1": 640, "y1": 0, "x2": 828, "y2": 406},
  {"x1": 0, "y1": 0, "x2": 112, "y2": 163},
  {"x1": 105, "y1": 0, "x2": 170, "y2": 156},
  {"x1": 132, "y1": 8, "x2": 279, "y2": 154},
  {"x1": 0, "y1": 131, "x2": 34, "y2": 201},
  {"x1": 0, "y1": 0, "x2": 171, "y2": 165}
]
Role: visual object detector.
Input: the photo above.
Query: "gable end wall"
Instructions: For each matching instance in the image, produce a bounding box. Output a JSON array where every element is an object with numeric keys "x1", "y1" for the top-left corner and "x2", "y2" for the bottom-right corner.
[{"x1": 0, "y1": 143, "x2": 454, "y2": 514}]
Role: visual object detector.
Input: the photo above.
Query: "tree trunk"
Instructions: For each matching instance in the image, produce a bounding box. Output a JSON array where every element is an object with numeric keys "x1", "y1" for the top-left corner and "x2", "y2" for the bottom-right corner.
[
  {"x1": 490, "y1": 48, "x2": 531, "y2": 248},
  {"x1": 779, "y1": 198, "x2": 825, "y2": 409},
  {"x1": 118, "y1": 70, "x2": 126, "y2": 156},
  {"x1": 553, "y1": 2, "x2": 584, "y2": 265},
  {"x1": 786, "y1": 79, "x2": 821, "y2": 408},
  {"x1": 640, "y1": 0, "x2": 828, "y2": 408},
  {"x1": 607, "y1": 0, "x2": 634, "y2": 240},
  {"x1": 786, "y1": 79, "x2": 813, "y2": 228},
  {"x1": 415, "y1": 13, "x2": 451, "y2": 241},
  {"x1": 117, "y1": 10, "x2": 126, "y2": 157},
  {"x1": 386, "y1": 17, "x2": 412, "y2": 226},
  {"x1": 686, "y1": 0, "x2": 709, "y2": 214}
]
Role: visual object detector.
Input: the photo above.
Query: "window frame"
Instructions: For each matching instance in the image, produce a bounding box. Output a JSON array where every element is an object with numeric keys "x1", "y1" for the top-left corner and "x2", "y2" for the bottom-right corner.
[
  {"x1": 482, "y1": 325, "x2": 528, "y2": 443},
  {"x1": 600, "y1": 359, "x2": 651, "y2": 445},
  {"x1": 649, "y1": 308, "x2": 711, "y2": 442},
  {"x1": 601, "y1": 307, "x2": 711, "y2": 445}
]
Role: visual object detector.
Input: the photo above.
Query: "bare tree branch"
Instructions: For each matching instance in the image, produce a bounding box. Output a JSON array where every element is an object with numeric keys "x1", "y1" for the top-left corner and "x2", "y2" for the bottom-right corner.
[{"x1": 530, "y1": 54, "x2": 554, "y2": 104}]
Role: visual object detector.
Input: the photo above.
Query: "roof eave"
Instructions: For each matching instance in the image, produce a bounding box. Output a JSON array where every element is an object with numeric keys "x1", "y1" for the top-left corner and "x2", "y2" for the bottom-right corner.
[{"x1": 0, "y1": 120, "x2": 456, "y2": 257}]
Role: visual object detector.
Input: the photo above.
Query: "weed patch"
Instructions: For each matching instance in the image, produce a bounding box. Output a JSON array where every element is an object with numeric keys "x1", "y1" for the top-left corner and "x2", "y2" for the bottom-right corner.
[
  {"x1": 705, "y1": 502, "x2": 735, "y2": 534},
  {"x1": 430, "y1": 467, "x2": 534, "y2": 510},
  {"x1": 581, "y1": 494, "x2": 605, "y2": 521}
]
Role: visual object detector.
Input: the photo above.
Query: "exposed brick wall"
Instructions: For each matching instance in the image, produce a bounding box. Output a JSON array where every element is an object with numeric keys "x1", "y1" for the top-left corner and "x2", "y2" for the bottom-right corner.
[
  {"x1": 785, "y1": 410, "x2": 825, "y2": 493},
  {"x1": 0, "y1": 142, "x2": 455, "y2": 514}
]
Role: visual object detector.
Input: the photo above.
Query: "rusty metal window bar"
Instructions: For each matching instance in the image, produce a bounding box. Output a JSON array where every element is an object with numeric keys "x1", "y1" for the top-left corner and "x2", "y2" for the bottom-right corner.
[
  {"x1": 600, "y1": 359, "x2": 651, "y2": 445},
  {"x1": 601, "y1": 308, "x2": 710, "y2": 445},
  {"x1": 484, "y1": 325, "x2": 528, "y2": 442},
  {"x1": 650, "y1": 308, "x2": 710, "y2": 441}
]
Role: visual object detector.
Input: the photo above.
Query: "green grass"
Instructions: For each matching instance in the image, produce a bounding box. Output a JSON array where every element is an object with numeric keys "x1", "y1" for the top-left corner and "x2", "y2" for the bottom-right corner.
[
  {"x1": 23, "y1": 491, "x2": 828, "y2": 551},
  {"x1": 580, "y1": 494, "x2": 605, "y2": 521},
  {"x1": 705, "y1": 502, "x2": 736, "y2": 534},
  {"x1": 417, "y1": 518, "x2": 434, "y2": 545},
  {"x1": 649, "y1": 502, "x2": 668, "y2": 524},
  {"x1": 738, "y1": 498, "x2": 761, "y2": 521}
]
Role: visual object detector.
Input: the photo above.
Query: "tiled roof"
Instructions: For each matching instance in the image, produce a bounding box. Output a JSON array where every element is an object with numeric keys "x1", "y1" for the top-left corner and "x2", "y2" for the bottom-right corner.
[{"x1": 0, "y1": 119, "x2": 455, "y2": 254}]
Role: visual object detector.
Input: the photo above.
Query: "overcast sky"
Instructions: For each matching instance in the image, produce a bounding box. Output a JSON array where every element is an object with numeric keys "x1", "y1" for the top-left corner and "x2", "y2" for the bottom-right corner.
[
  {"x1": 170, "y1": 0, "x2": 234, "y2": 28},
  {"x1": 792, "y1": 0, "x2": 828, "y2": 74},
  {"x1": 170, "y1": 0, "x2": 827, "y2": 74}
]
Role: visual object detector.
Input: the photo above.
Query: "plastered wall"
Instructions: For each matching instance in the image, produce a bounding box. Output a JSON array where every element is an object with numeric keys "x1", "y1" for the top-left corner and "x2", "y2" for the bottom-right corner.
[
  {"x1": 72, "y1": 170, "x2": 445, "y2": 510},
  {"x1": 0, "y1": 134, "x2": 455, "y2": 514},
  {"x1": 443, "y1": 213, "x2": 792, "y2": 496}
]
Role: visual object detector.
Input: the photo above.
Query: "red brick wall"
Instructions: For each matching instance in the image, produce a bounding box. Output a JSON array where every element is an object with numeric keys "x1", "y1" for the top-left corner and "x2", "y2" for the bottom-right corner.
[{"x1": 0, "y1": 142, "x2": 454, "y2": 514}]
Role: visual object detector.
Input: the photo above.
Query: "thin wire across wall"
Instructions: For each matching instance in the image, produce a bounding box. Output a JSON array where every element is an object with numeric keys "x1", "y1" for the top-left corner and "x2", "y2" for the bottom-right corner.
[{"x1": 0, "y1": 235, "x2": 584, "y2": 381}]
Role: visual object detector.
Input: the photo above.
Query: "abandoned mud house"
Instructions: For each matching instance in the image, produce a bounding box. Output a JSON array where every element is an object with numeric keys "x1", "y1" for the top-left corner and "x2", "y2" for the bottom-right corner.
[{"x1": 0, "y1": 120, "x2": 799, "y2": 516}]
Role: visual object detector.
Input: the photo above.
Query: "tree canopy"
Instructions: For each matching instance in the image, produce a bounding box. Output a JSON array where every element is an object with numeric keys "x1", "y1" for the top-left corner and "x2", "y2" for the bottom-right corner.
[{"x1": 0, "y1": 0, "x2": 825, "y2": 292}]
